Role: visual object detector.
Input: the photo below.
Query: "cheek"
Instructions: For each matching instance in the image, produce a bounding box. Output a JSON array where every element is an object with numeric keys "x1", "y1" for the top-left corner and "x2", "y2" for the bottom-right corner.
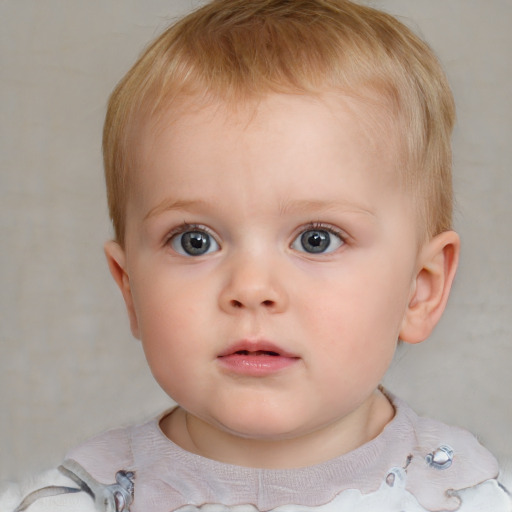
[
  {"x1": 131, "y1": 264, "x2": 204, "y2": 329},
  {"x1": 126, "y1": 258, "x2": 224, "y2": 385},
  {"x1": 134, "y1": 285, "x2": 207, "y2": 399},
  {"x1": 299, "y1": 261, "x2": 409, "y2": 351}
]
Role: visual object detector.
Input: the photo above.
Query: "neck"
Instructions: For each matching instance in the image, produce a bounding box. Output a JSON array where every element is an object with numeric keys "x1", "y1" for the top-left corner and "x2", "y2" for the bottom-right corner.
[{"x1": 160, "y1": 389, "x2": 394, "y2": 469}]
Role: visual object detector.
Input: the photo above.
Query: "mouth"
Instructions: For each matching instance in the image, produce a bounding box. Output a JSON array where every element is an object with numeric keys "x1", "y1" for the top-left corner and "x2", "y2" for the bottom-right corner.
[
  {"x1": 229, "y1": 349, "x2": 279, "y2": 356},
  {"x1": 218, "y1": 340, "x2": 297, "y2": 358},
  {"x1": 217, "y1": 341, "x2": 300, "y2": 376}
]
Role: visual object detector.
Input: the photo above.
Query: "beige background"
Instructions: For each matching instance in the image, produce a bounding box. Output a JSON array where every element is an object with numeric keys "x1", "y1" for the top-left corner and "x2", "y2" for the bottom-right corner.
[{"x1": 1, "y1": 1, "x2": 511, "y2": 482}]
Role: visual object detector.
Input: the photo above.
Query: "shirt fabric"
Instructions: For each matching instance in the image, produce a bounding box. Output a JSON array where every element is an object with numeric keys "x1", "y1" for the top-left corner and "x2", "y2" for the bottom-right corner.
[{"x1": 64, "y1": 392, "x2": 511, "y2": 512}]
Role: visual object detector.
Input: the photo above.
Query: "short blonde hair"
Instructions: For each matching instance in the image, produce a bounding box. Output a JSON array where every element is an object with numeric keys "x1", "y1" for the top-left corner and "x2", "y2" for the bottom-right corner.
[{"x1": 103, "y1": 0, "x2": 455, "y2": 246}]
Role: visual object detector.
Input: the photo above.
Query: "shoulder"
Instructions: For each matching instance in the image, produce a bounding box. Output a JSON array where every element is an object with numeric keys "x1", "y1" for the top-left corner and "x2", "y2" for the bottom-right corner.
[
  {"x1": 389, "y1": 393, "x2": 511, "y2": 510},
  {"x1": 65, "y1": 409, "x2": 173, "y2": 483},
  {"x1": 0, "y1": 415, "x2": 150, "y2": 512},
  {"x1": 0, "y1": 466, "x2": 98, "y2": 512},
  {"x1": 65, "y1": 424, "x2": 134, "y2": 484}
]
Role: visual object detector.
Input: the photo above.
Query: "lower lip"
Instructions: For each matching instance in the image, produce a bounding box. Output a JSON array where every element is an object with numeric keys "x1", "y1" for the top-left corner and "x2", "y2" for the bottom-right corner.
[{"x1": 217, "y1": 353, "x2": 299, "y2": 376}]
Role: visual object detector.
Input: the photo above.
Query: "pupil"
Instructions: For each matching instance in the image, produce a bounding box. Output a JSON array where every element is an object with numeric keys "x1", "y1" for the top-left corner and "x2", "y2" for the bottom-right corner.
[
  {"x1": 190, "y1": 234, "x2": 204, "y2": 248},
  {"x1": 301, "y1": 230, "x2": 330, "y2": 253},
  {"x1": 182, "y1": 232, "x2": 210, "y2": 255}
]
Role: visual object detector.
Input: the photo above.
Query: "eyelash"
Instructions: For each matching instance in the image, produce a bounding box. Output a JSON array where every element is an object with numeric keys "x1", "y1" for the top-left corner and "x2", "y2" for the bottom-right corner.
[
  {"x1": 299, "y1": 222, "x2": 346, "y2": 239},
  {"x1": 164, "y1": 223, "x2": 218, "y2": 246}
]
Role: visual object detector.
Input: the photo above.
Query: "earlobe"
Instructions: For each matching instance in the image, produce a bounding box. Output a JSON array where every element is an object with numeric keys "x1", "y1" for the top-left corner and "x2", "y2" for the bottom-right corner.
[
  {"x1": 399, "y1": 231, "x2": 460, "y2": 344},
  {"x1": 104, "y1": 240, "x2": 140, "y2": 339}
]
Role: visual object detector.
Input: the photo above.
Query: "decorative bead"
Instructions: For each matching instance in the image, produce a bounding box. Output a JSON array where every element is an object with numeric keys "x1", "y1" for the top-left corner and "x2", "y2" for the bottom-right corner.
[{"x1": 425, "y1": 445, "x2": 454, "y2": 470}]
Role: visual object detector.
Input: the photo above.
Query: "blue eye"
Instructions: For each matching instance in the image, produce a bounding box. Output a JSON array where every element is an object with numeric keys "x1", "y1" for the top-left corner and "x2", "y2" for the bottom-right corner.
[
  {"x1": 170, "y1": 229, "x2": 219, "y2": 256},
  {"x1": 292, "y1": 227, "x2": 344, "y2": 254}
]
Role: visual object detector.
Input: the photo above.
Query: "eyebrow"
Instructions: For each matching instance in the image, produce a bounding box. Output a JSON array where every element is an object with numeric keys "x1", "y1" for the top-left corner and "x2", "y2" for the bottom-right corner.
[
  {"x1": 144, "y1": 197, "x2": 377, "y2": 221},
  {"x1": 143, "y1": 199, "x2": 209, "y2": 220},
  {"x1": 278, "y1": 199, "x2": 376, "y2": 218}
]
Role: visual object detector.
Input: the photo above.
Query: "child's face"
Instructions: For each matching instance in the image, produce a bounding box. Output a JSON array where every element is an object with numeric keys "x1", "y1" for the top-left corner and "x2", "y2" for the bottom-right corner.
[{"x1": 111, "y1": 93, "x2": 423, "y2": 445}]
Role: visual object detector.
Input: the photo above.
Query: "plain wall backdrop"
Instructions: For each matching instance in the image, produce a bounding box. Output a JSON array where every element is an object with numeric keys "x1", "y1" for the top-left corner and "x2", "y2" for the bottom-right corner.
[{"x1": 1, "y1": 0, "x2": 511, "y2": 482}]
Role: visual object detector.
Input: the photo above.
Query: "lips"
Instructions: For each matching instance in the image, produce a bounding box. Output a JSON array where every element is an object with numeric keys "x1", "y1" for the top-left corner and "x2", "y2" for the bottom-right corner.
[{"x1": 217, "y1": 340, "x2": 300, "y2": 376}]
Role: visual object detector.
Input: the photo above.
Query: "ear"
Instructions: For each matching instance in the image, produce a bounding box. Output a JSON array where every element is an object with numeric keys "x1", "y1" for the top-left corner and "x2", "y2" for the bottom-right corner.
[
  {"x1": 104, "y1": 240, "x2": 140, "y2": 339},
  {"x1": 399, "y1": 230, "x2": 460, "y2": 344}
]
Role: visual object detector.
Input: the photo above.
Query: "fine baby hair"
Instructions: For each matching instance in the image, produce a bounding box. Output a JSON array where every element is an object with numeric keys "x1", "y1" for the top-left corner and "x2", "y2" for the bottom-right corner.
[{"x1": 104, "y1": 0, "x2": 454, "y2": 246}]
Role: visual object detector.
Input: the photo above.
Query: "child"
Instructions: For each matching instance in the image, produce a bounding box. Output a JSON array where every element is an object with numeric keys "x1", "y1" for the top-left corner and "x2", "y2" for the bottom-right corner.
[{"x1": 3, "y1": 0, "x2": 510, "y2": 511}]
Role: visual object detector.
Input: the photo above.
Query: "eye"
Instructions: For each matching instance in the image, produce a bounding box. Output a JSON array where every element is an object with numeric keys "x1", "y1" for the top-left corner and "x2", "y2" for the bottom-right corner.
[
  {"x1": 291, "y1": 226, "x2": 344, "y2": 254},
  {"x1": 170, "y1": 228, "x2": 220, "y2": 256}
]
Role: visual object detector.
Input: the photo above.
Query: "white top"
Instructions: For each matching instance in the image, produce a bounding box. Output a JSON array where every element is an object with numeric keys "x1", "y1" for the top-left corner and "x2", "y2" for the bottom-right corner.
[{"x1": 65, "y1": 393, "x2": 511, "y2": 512}]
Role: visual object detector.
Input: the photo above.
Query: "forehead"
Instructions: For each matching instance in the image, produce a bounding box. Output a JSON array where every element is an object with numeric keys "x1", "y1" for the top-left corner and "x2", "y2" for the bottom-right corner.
[
  {"x1": 135, "y1": 90, "x2": 401, "y2": 175},
  {"x1": 125, "y1": 92, "x2": 410, "y2": 229}
]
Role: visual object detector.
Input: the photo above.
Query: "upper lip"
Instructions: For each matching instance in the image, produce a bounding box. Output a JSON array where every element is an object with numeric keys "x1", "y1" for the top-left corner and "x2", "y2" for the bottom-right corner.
[{"x1": 217, "y1": 340, "x2": 299, "y2": 358}]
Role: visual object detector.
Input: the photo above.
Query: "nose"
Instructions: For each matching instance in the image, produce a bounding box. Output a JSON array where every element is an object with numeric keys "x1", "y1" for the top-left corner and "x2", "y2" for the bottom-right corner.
[{"x1": 218, "y1": 254, "x2": 288, "y2": 314}]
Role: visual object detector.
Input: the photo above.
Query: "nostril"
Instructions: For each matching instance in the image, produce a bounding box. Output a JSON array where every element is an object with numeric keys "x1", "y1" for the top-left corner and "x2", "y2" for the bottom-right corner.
[{"x1": 228, "y1": 299, "x2": 275, "y2": 309}]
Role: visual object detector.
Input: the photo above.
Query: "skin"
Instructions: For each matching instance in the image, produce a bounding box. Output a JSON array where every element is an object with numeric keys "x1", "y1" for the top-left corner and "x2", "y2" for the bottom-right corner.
[{"x1": 106, "y1": 93, "x2": 459, "y2": 469}]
